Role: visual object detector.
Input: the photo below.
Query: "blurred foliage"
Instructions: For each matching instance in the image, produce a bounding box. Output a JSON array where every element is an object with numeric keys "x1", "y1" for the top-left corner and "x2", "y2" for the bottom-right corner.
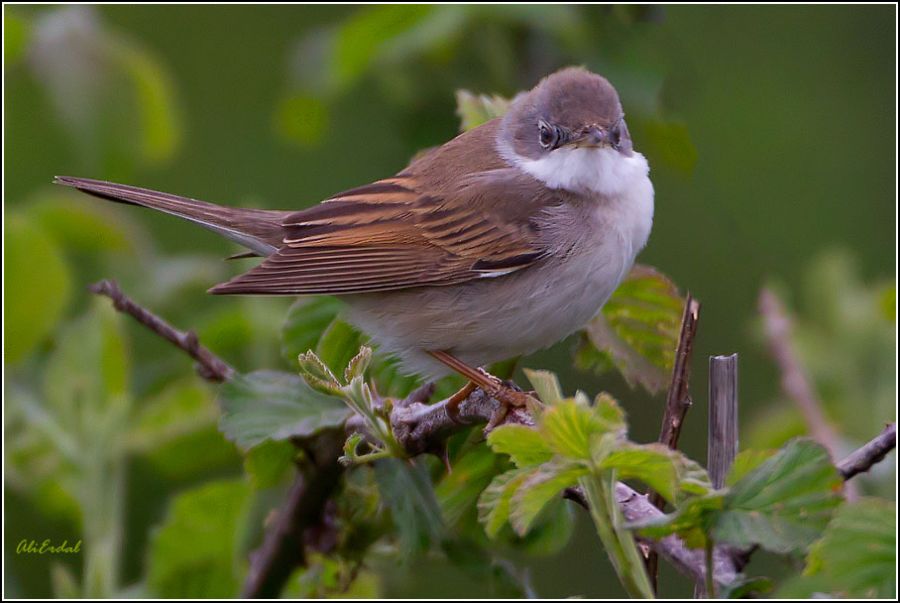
[
  {"x1": 745, "y1": 251, "x2": 896, "y2": 496},
  {"x1": 4, "y1": 4, "x2": 895, "y2": 600},
  {"x1": 778, "y1": 497, "x2": 896, "y2": 599}
]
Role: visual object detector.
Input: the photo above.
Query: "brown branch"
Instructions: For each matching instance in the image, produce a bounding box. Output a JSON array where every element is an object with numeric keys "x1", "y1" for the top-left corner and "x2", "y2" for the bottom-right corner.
[
  {"x1": 242, "y1": 433, "x2": 345, "y2": 598},
  {"x1": 387, "y1": 381, "x2": 896, "y2": 592},
  {"x1": 90, "y1": 279, "x2": 234, "y2": 382},
  {"x1": 89, "y1": 278, "x2": 339, "y2": 598},
  {"x1": 658, "y1": 295, "x2": 702, "y2": 452},
  {"x1": 837, "y1": 422, "x2": 896, "y2": 480},
  {"x1": 647, "y1": 295, "x2": 700, "y2": 591}
]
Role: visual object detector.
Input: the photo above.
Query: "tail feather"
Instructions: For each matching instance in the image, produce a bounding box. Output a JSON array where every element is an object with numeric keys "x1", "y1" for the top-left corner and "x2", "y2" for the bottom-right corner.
[{"x1": 54, "y1": 176, "x2": 287, "y2": 257}]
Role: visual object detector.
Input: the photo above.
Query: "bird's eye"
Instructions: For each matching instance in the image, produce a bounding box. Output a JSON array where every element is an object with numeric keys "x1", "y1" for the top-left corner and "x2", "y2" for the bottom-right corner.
[{"x1": 538, "y1": 121, "x2": 559, "y2": 149}]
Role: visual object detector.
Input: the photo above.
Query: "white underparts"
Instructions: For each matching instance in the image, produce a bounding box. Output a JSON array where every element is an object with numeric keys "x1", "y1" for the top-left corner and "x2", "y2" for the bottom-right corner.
[{"x1": 500, "y1": 141, "x2": 650, "y2": 198}]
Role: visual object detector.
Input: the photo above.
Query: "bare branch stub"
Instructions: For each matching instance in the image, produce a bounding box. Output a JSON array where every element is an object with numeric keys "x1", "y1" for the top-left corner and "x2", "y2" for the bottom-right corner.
[
  {"x1": 89, "y1": 279, "x2": 233, "y2": 382},
  {"x1": 647, "y1": 294, "x2": 701, "y2": 590}
]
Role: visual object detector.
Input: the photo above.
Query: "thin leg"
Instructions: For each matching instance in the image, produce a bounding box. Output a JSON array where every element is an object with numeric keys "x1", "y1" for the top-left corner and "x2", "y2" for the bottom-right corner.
[
  {"x1": 428, "y1": 350, "x2": 536, "y2": 409},
  {"x1": 445, "y1": 380, "x2": 477, "y2": 423}
]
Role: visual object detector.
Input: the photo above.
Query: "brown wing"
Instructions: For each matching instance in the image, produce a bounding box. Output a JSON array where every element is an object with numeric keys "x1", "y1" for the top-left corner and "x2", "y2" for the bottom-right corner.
[{"x1": 208, "y1": 170, "x2": 551, "y2": 295}]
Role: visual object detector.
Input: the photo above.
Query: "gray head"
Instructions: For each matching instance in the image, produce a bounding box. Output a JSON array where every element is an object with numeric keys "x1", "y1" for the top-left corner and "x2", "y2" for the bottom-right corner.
[{"x1": 501, "y1": 67, "x2": 632, "y2": 160}]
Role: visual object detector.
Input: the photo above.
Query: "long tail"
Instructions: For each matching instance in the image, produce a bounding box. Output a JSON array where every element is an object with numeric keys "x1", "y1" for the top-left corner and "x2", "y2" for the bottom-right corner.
[{"x1": 54, "y1": 176, "x2": 288, "y2": 257}]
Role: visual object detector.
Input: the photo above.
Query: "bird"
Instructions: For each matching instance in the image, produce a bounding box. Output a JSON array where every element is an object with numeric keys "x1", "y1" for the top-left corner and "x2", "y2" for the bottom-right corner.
[{"x1": 55, "y1": 66, "x2": 654, "y2": 416}]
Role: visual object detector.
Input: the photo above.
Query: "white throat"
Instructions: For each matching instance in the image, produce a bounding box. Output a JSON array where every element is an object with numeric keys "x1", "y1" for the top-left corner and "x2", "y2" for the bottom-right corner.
[{"x1": 499, "y1": 140, "x2": 650, "y2": 197}]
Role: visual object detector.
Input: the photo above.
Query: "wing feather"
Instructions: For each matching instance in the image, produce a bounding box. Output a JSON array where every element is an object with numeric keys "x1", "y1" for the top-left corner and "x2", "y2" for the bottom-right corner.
[{"x1": 210, "y1": 170, "x2": 552, "y2": 295}]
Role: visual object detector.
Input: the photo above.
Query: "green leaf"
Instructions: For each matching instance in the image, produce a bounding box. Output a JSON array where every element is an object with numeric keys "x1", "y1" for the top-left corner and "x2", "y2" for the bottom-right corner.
[
  {"x1": 5, "y1": 212, "x2": 72, "y2": 363},
  {"x1": 218, "y1": 370, "x2": 350, "y2": 449},
  {"x1": 244, "y1": 439, "x2": 297, "y2": 489},
  {"x1": 486, "y1": 424, "x2": 553, "y2": 468},
  {"x1": 435, "y1": 443, "x2": 504, "y2": 527},
  {"x1": 332, "y1": 5, "x2": 435, "y2": 88},
  {"x1": 715, "y1": 438, "x2": 843, "y2": 554},
  {"x1": 601, "y1": 443, "x2": 712, "y2": 505},
  {"x1": 508, "y1": 461, "x2": 588, "y2": 536},
  {"x1": 31, "y1": 194, "x2": 135, "y2": 254},
  {"x1": 540, "y1": 396, "x2": 626, "y2": 460},
  {"x1": 344, "y1": 346, "x2": 373, "y2": 383},
  {"x1": 514, "y1": 497, "x2": 576, "y2": 557},
  {"x1": 456, "y1": 90, "x2": 511, "y2": 131},
  {"x1": 297, "y1": 351, "x2": 343, "y2": 396},
  {"x1": 316, "y1": 318, "x2": 366, "y2": 376},
  {"x1": 374, "y1": 458, "x2": 444, "y2": 559},
  {"x1": 110, "y1": 34, "x2": 182, "y2": 164},
  {"x1": 632, "y1": 492, "x2": 725, "y2": 549},
  {"x1": 779, "y1": 498, "x2": 896, "y2": 598},
  {"x1": 725, "y1": 448, "x2": 776, "y2": 486},
  {"x1": 577, "y1": 265, "x2": 683, "y2": 394},
  {"x1": 523, "y1": 368, "x2": 564, "y2": 405},
  {"x1": 147, "y1": 479, "x2": 249, "y2": 598},
  {"x1": 281, "y1": 297, "x2": 344, "y2": 365},
  {"x1": 478, "y1": 468, "x2": 532, "y2": 539}
]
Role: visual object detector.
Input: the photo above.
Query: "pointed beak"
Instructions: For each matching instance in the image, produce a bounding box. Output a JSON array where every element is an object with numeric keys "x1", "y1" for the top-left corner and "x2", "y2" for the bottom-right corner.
[
  {"x1": 567, "y1": 122, "x2": 632, "y2": 156},
  {"x1": 569, "y1": 126, "x2": 612, "y2": 149}
]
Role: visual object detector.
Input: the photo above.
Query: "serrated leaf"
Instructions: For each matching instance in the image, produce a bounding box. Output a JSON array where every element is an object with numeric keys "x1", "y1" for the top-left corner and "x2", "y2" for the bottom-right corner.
[
  {"x1": 540, "y1": 398, "x2": 624, "y2": 460},
  {"x1": 601, "y1": 443, "x2": 713, "y2": 505},
  {"x1": 631, "y1": 492, "x2": 725, "y2": 549},
  {"x1": 456, "y1": 90, "x2": 511, "y2": 131},
  {"x1": 243, "y1": 439, "x2": 297, "y2": 489},
  {"x1": 375, "y1": 458, "x2": 444, "y2": 559},
  {"x1": 779, "y1": 498, "x2": 895, "y2": 598},
  {"x1": 147, "y1": 479, "x2": 249, "y2": 598},
  {"x1": 486, "y1": 424, "x2": 553, "y2": 468},
  {"x1": 281, "y1": 297, "x2": 344, "y2": 365},
  {"x1": 523, "y1": 368, "x2": 564, "y2": 405},
  {"x1": 715, "y1": 438, "x2": 843, "y2": 554},
  {"x1": 218, "y1": 370, "x2": 350, "y2": 449},
  {"x1": 539, "y1": 401, "x2": 597, "y2": 459},
  {"x1": 478, "y1": 468, "x2": 531, "y2": 539},
  {"x1": 578, "y1": 265, "x2": 683, "y2": 394},
  {"x1": 297, "y1": 351, "x2": 343, "y2": 395},
  {"x1": 509, "y1": 462, "x2": 588, "y2": 536},
  {"x1": 344, "y1": 346, "x2": 373, "y2": 382}
]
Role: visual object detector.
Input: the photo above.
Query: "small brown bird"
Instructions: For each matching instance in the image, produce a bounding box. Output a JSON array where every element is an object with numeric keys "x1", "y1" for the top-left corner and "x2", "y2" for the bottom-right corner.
[{"x1": 56, "y1": 67, "x2": 654, "y2": 413}]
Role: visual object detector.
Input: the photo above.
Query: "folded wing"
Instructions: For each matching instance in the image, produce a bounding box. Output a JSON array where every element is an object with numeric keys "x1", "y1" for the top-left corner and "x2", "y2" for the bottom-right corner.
[{"x1": 209, "y1": 171, "x2": 550, "y2": 295}]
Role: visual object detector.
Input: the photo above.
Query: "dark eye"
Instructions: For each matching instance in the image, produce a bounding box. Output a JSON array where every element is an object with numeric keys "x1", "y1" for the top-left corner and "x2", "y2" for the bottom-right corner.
[{"x1": 538, "y1": 121, "x2": 559, "y2": 149}]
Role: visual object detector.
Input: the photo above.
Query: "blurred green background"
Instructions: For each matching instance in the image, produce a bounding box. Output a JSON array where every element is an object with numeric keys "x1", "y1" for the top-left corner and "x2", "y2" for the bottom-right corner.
[{"x1": 4, "y1": 4, "x2": 895, "y2": 599}]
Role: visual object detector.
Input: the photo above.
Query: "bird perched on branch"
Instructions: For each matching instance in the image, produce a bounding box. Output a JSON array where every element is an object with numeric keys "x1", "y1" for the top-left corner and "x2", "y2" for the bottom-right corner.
[{"x1": 56, "y1": 66, "x2": 654, "y2": 417}]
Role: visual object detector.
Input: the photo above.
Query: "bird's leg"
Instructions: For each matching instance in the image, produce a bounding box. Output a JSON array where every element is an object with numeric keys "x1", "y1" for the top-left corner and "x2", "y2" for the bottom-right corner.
[
  {"x1": 445, "y1": 380, "x2": 477, "y2": 424},
  {"x1": 428, "y1": 351, "x2": 536, "y2": 426}
]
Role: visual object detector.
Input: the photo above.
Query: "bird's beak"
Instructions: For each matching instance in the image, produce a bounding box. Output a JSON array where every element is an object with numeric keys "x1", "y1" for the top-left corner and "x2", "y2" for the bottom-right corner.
[
  {"x1": 566, "y1": 123, "x2": 632, "y2": 156},
  {"x1": 568, "y1": 126, "x2": 612, "y2": 149}
]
